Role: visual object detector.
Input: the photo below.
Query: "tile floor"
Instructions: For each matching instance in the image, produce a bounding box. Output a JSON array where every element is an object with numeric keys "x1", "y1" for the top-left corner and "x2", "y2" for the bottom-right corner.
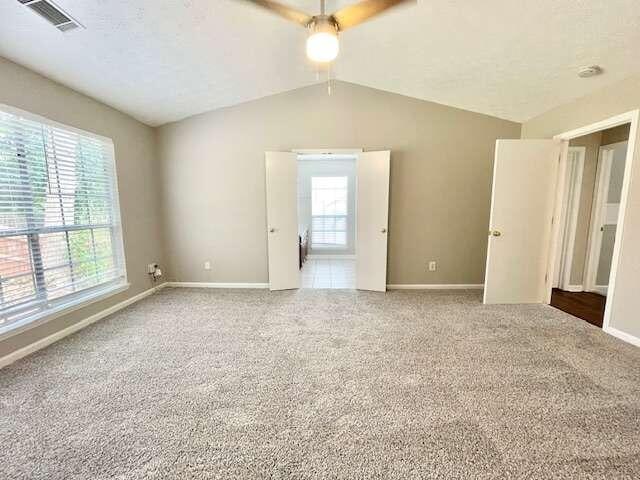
[{"x1": 300, "y1": 258, "x2": 355, "y2": 289}]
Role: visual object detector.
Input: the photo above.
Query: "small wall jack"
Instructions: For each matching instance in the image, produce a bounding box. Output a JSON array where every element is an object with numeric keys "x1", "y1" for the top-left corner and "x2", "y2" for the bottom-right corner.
[{"x1": 147, "y1": 263, "x2": 163, "y2": 283}]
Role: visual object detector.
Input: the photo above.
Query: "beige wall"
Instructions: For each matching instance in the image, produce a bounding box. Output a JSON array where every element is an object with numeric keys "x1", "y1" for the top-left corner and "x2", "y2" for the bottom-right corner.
[
  {"x1": 0, "y1": 57, "x2": 166, "y2": 358},
  {"x1": 157, "y1": 81, "x2": 521, "y2": 286},
  {"x1": 602, "y1": 124, "x2": 631, "y2": 146},
  {"x1": 522, "y1": 74, "x2": 640, "y2": 340}
]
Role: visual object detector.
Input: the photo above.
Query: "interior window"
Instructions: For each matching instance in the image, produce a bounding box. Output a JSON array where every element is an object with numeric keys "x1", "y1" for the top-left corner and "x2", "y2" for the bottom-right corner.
[
  {"x1": 0, "y1": 108, "x2": 126, "y2": 332},
  {"x1": 311, "y1": 176, "x2": 348, "y2": 247}
]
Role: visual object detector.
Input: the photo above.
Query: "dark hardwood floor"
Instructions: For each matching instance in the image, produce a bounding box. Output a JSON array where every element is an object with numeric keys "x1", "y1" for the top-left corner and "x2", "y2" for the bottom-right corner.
[{"x1": 550, "y1": 288, "x2": 606, "y2": 328}]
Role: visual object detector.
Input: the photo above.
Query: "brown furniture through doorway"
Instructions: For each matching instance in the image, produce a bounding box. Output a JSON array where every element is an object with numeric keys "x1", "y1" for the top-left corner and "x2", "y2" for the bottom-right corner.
[{"x1": 299, "y1": 228, "x2": 308, "y2": 269}]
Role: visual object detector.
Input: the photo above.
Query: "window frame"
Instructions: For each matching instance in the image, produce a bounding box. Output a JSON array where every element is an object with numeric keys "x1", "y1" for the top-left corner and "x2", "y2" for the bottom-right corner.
[{"x1": 0, "y1": 104, "x2": 128, "y2": 339}]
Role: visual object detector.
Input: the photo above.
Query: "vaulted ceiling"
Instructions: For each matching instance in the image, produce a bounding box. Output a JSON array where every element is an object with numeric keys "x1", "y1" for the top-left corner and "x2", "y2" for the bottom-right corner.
[{"x1": 1, "y1": 0, "x2": 639, "y2": 126}]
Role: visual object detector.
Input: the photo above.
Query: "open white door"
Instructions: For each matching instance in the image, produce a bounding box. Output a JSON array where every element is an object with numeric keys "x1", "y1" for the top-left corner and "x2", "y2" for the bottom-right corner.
[
  {"x1": 584, "y1": 141, "x2": 628, "y2": 295},
  {"x1": 356, "y1": 151, "x2": 390, "y2": 291},
  {"x1": 265, "y1": 152, "x2": 299, "y2": 291},
  {"x1": 484, "y1": 140, "x2": 562, "y2": 304},
  {"x1": 554, "y1": 147, "x2": 585, "y2": 290}
]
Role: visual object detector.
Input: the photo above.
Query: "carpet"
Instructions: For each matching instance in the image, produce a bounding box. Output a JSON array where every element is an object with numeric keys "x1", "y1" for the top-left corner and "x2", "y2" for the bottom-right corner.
[{"x1": 1, "y1": 287, "x2": 640, "y2": 479}]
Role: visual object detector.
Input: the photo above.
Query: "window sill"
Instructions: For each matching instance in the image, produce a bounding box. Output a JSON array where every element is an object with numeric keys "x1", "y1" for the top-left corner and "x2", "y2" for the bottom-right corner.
[{"x1": 0, "y1": 282, "x2": 130, "y2": 341}]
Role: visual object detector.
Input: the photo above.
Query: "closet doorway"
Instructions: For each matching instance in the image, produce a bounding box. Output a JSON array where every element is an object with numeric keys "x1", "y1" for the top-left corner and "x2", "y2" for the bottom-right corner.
[
  {"x1": 551, "y1": 124, "x2": 631, "y2": 327},
  {"x1": 482, "y1": 111, "x2": 637, "y2": 325},
  {"x1": 265, "y1": 149, "x2": 390, "y2": 292}
]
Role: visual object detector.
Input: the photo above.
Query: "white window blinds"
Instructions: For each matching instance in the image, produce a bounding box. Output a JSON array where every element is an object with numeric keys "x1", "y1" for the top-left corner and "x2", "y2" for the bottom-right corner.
[
  {"x1": 0, "y1": 107, "x2": 126, "y2": 332},
  {"x1": 311, "y1": 176, "x2": 348, "y2": 247}
]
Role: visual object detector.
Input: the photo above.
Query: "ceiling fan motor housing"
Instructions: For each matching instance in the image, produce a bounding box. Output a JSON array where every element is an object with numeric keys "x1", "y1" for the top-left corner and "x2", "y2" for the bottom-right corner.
[{"x1": 308, "y1": 15, "x2": 339, "y2": 35}]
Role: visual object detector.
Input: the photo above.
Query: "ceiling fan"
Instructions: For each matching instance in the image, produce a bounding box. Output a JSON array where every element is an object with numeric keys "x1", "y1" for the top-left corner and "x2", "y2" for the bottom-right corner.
[{"x1": 242, "y1": 0, "x2": 416, "y2": 63}]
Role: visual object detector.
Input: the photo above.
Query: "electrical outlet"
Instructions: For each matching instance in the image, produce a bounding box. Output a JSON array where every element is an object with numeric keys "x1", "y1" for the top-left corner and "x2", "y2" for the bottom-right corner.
[
  {"x1": 428, "y1": 261, "x2": 437, "y2": 272},
  {"x1": 147, "y1": 263, "x2": 158, "y2": 274},
  {"x1": 204, "y1": 261, "x2": 211, "y2": 270}
]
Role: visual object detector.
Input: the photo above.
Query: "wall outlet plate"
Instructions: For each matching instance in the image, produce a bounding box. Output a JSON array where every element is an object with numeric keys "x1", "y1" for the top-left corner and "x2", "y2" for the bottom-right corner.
[
  {"x1": 428, "y1": 261, "x2": 437, "y2": 272},
  {"x1": 204, "y1": 261, "x2": 211, "y2": 270}
]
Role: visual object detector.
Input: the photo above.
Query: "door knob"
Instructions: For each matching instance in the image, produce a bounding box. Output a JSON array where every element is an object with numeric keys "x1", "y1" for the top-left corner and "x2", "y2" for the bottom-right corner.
[
  {"x1": 269, "y1": 227, "x2": 276, "y2": 233},
  {"x1": 491, "y1": 230, "x2": 501, "y2": 237},
  {"x1": 381, "y1": 228, "x2": 387, "y2": 233}
]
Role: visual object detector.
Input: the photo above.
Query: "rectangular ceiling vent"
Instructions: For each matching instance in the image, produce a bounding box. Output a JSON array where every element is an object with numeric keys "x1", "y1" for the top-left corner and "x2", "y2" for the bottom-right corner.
[{"x1": 19, "y1": 0, "x2": 84, "y2": 32}]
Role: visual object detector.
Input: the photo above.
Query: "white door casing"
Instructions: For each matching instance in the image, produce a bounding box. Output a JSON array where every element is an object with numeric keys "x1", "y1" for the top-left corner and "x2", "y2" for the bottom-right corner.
[
  {"x1": 356, "y1": 151, "x2": 390, "y2": 292},
  {"x1": 265, "y1": 152, "x2": 300, "y2": 291},
  {"x1": 484, "y1": 140, "x2": 562, "y2": 304}
]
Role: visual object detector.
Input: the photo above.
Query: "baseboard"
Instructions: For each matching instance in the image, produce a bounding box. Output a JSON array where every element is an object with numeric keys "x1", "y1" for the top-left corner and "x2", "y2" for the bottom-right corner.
[
  {"x1": 306, "y1": 254, "x2": 356, "y2": 260},
  {"x1": 166, "y1": 282, "x2": 269, "y2": 289},
  {"x1": 604, "y1": 326, "x2": 640, "y2": 347},
  {"x1": 0, "y1": 283, "x2": 167, "y2": 370},
  {"x1": 564, "y1": 285, "x2": 584, "y2": 292},
  {"x1": 168, "y1": 282, "x2": 483, "y2": 291},
  {"x1": 386, "y1": 284, "x2": 484, "y2": 290}
]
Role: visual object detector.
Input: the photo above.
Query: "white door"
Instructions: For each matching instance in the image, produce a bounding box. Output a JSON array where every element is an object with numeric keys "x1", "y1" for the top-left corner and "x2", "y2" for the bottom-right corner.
[
  {"x1": 356, "y1": 151, "x2": 390, "y2": 291},
  {"x1": 554, "y1": 147, "x2": 585, "y2": 290},
  {"x1": 265, "y1": 152, "x2": 299, "y2": 291},
  {"x1": 484, "y1": 140, "x2": 562, "y2": 304},
  {"x1": 584, "y1": 141, "x2": 628, "y2": 295}
]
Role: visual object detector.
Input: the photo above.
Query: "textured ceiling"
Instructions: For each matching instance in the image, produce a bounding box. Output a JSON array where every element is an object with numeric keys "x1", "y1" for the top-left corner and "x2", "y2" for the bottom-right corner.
[{"x1": 1, "y1": 0, "x2": 639, "y2": 126}]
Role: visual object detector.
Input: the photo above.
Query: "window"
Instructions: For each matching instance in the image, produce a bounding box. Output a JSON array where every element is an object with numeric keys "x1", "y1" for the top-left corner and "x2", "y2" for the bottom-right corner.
[
  {"x1": 0, "y1": 106, "x2": 126, "y2": 333},
  {"x1": 311, "y1": 176, "x2": 348, "y2": 247}
]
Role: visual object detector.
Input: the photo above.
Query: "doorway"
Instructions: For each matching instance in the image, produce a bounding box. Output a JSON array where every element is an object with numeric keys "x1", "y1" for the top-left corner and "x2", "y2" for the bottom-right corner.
[
  {"x1": 551, "y1": 124, "x2": 631, "y2": 327},
  {"x1": 297, "y1": 153, "x2": 357, "y2": 289},
  {"x1": 483, "y1": 109, "x2": 638, "y2": 337},
  {"x1": 265, "y1": 149, "x2": 390, "y2": 292}
]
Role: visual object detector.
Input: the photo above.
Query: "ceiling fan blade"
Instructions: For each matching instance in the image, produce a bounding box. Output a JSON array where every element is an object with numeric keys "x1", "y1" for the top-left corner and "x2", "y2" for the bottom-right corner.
[
  {"x1": 240, "y1": 0, "x2": 312, "y2": 26},
  {"x1": 331, "y1": 0, "x2": 416, "y2": 30}
]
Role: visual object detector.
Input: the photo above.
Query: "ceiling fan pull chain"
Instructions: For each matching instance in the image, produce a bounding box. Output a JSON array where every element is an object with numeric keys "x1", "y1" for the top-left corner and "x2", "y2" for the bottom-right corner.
[{"x1": 327, "y1": 65, "x2": 332, "y2": 96}]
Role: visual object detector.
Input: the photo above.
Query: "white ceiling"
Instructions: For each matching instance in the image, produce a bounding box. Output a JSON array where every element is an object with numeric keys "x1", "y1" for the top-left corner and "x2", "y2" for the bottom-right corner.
[{"x1": 1, "y1": 0, "x2": 639, "y2": 126}]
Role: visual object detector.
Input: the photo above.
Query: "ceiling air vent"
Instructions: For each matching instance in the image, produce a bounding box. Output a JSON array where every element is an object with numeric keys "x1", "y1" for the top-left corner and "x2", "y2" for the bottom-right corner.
[{"x1": 18, "y1": 0, "x2": 84, "y2": 32}]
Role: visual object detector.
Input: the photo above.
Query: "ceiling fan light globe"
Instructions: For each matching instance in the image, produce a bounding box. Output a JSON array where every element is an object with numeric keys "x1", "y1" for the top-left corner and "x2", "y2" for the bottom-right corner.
[{"x1": 306, "y1": 31, "x2": 339, "y2": 63}]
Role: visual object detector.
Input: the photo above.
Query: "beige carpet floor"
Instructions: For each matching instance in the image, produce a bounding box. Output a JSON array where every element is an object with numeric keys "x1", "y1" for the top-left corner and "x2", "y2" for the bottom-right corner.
[{"x1": 1, "y1": 287, "x2": 640, "y2": 479}]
